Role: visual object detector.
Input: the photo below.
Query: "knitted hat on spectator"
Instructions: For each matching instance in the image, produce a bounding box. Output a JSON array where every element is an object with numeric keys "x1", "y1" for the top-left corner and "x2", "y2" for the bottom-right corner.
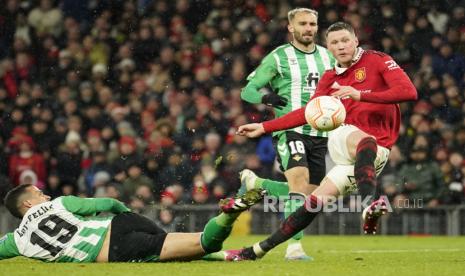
[
  {"x1": 92, "y1": 63, "x2": 108, "y2": 76},
  {"x1": 250, "y1": 45, "x2": 264, "y2": 56},
  {"x1": 199, "y1": 45, "x2": 214, "y2": 59},
  {"x1": 87, "y1": 128, "x2": 101, "y2": 138},
  {"x1": 111, "y1": 105, "x2": 128, "y2": 117},
  {"x1": 19, "y1": 170, "x2": 38, "y2": 185},
  {"x1": 413, "y1": 100, "x2": 432, "y2": 114},
  {"x1": 8, "y1": 128, "x2": 33, "y2": 150},
  {"x1": 192, "y1": 181, "x2": 209, "y2": 196},
  {"x1": 59, "y1": 50, "x2": 71, "y2": 59},
  {"x1": 18, "y1": 135, "x2": 35, "y2": 149},
  {"x1": 65, "y1": 131, "x2": 81, "y2": 145},
  {"x1": 93, "y1": 171, "x2": 111, "y2": 186},
  {"x1": 79, "y1": 81, "x2": 92, "y2": 90},
  {"x1": 12, "y1": 127, "x2": 27, "y2": 137},
  {"x1": 115, "y1": 118, "x2": 134, "y2": 135},
  {"x1": 54, "y1": 117, "x2": 67, "y2": 127},
  {"x1": 119, "y1": 136, "x2": 136, "y2": 148},
  {"x1": 161, "y1": 190, "x2": 176, "y2": 202},
  {"x1": 116, "y1": 58, "x2": 135, "y2": 71}
]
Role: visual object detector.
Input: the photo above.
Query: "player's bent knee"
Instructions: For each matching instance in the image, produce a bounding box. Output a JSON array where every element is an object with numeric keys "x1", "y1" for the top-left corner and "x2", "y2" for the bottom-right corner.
[
  {"x1": 284, "y1": 167, "x2": 310, "y2": 193},
  {"x1": 312, "y1": 177, "x2": 341, "y2": 204},
  {"x1": 347, "y1": 130, "x2": 375, "y2": 159}
]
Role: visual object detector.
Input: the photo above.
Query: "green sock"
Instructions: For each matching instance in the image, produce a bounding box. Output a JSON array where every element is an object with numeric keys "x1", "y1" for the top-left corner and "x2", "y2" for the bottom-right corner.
[
  {"x1": 201, "y1": 213, "x2": 239, "y2": 253},
  {"x1": 284, "y1": 194, "x2": 305, "y2": 242},
  {"x1": 256, "y1": 178, "x2": 289, "y2": 198}
]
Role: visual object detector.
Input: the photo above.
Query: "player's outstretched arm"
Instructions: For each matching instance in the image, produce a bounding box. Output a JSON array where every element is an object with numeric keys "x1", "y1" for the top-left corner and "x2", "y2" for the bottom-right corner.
[
  {"x1": 236, "y1": 105, "x2": 307, "y2": 137},
  {"x1": 236, "y1": 123, "x2": 265, "y2": 138},
  {"x1": 262, "y1": 106, "x2": 307, "y2": 133},
  {"x1": 61, "y1": 196, "x2": 130, "y2": 216}
]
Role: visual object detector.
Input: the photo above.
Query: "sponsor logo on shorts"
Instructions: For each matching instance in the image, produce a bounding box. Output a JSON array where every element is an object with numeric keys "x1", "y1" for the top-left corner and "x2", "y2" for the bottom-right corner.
[{"x1": 292, "y1": 154, "x2": 302, "y2": 161}]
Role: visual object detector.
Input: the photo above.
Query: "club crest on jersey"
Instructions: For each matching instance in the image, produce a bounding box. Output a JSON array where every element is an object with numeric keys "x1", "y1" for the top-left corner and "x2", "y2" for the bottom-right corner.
[{"x1": 354, "y1": 67, "x2": 366, "y2": 82}]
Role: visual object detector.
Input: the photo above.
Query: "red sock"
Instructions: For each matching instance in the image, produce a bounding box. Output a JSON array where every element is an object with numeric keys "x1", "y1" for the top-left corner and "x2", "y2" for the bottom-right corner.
[
  {"x1": 355, "y1": 137, "x2": 377, "y2": 198},
  {"x1": 258, "y1": 195, "x2": 322, "y2": 252}
]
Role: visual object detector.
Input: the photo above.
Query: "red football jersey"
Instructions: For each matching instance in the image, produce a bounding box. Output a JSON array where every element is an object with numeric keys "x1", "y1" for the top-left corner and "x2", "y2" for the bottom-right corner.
[
  {"x1": 263, "y1": 49, "x2": 417, "y2": 149},
  {"x1": 8, "y1": 153, "x2": 47, "y2": 186}
]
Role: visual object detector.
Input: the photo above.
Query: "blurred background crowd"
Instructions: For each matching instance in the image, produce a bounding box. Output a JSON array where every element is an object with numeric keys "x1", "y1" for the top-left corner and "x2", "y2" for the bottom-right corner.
[{"x1": 1, "y1": 0, "x2": 465, "y2": 225}]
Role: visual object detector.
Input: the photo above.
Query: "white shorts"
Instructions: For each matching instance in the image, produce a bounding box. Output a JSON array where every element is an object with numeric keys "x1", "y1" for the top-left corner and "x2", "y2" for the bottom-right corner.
[{"x1": 326, "y1": 125, "x2": 390, "y2": 195}]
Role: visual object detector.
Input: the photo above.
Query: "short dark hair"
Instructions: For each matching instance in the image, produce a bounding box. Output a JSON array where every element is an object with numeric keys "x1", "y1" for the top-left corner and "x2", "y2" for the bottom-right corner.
[
  {"x1": 326, "y1": 22, "x2": 355, "y2": 37},
  {"x1": 288, "y1": 8, "x2": 318, "y2": 22},
  {"x1": 4, "y1": 184, "x2": 33, "y2": 219}
]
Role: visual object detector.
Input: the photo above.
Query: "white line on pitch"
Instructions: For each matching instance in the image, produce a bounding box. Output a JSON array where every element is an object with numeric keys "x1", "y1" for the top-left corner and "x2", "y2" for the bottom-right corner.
[{"x1": 326, "y1": 248, "x2": 465, "y2": 254}]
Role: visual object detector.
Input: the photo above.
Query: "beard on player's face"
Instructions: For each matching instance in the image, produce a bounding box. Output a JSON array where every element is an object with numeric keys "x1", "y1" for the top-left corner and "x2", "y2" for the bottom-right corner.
[{"x1": 293, "y1": 31, "x2": 314, "y2": 46}]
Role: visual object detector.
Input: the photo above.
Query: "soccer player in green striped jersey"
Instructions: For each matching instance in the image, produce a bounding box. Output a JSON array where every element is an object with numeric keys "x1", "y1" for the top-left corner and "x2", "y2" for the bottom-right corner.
[
  {"x1": 0, "y1": 184, "x2": 265, "y2": 262},
  {"x1": 240, "y1": 8, "x2": 335, "y2": 260}
]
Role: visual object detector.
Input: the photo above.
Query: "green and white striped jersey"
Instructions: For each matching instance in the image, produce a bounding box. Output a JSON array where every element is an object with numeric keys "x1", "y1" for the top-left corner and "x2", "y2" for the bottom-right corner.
[
  {"x1": 0, "y1": 196, "x2": 130, "y2": 262},
  {"x1": 243, "y1": 43, "x2": 335, "y2": 137}
]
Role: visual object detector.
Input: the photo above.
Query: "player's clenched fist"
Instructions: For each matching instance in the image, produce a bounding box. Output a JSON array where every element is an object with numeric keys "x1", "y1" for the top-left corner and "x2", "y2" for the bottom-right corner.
[{"x1": 236, "y1": 123, "x2": 265, "y2": 138}]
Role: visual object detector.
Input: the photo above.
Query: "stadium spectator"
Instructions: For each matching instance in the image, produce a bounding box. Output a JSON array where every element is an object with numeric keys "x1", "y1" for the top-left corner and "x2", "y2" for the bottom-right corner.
[
  {"x1": 81, "y1": 150, "x2": 111, "y2": 196},
  {"x1": 44, "y1": 171, "x2": 61, "y2": 199},
  {"x1": 122, "y1": 162, "x2": 153, "y2": 202},
  {"x1": 27, "y1": 0, "x2": 63, "y2": 38},
  {"x1": 394, "y1": 146, "x2": 445, "y2": 207},
  {"x1": 156, "y1": 208, "x2": 181, "y2": 233},
  {"x1": 54, "y1": 130, "x2": 82, "y2": 188},
  {"x1": 8, "y1": 135, "x2": 46, "y2": 186},
  {"x1": 441, "y1": 152, "x2": 465, "y2": 204},
  {"x1": 191, "y1": 175, "x2": 212, "y2": 205},
  {"x1": 378, "y1": 145, "x2": 405, "y2": 201},
  {"x1": 18, "y1": 169, "x2": 44, "y2": 189},
  {"x1": 432, "y1": 42, "x2": 465, "y2": 84},
  {"x1": 110, "y1": 135, "x2": 142, "y2": 182}
]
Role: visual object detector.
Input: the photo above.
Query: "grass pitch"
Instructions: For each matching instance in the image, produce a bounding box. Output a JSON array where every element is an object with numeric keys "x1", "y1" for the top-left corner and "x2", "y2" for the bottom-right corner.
[{"x1": 1, "y1": 235, "x2": 465, "y2": 276}]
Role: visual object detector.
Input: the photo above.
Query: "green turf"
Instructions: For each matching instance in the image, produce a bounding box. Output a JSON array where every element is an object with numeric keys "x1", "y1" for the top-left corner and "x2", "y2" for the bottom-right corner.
[{"x1": 1, "y1": 236, "x2": 465, "y2": 276}]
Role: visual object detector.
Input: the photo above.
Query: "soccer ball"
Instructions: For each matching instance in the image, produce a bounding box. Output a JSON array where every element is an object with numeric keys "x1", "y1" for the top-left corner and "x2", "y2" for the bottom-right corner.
[{"x1": 305, "y1": 96, "x2": 346, "y2": 131}]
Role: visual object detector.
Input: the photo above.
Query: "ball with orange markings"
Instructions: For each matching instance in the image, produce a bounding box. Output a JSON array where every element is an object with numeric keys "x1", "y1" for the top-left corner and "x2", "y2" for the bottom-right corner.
[{"x1": 305, "y1": 96, "x2": 346, "y2": 131}]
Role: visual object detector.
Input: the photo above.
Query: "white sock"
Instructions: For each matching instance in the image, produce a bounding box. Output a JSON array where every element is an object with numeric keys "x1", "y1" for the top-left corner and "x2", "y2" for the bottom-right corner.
[{"x1": 286, "y1": 241, "x2": 303, "y2": 254}]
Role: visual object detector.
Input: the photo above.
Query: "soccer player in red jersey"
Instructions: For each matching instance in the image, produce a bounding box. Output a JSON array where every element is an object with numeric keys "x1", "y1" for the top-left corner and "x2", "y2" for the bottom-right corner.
[{"x1": 223, "y1": 22, "x2": 417, "y2": 261}]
